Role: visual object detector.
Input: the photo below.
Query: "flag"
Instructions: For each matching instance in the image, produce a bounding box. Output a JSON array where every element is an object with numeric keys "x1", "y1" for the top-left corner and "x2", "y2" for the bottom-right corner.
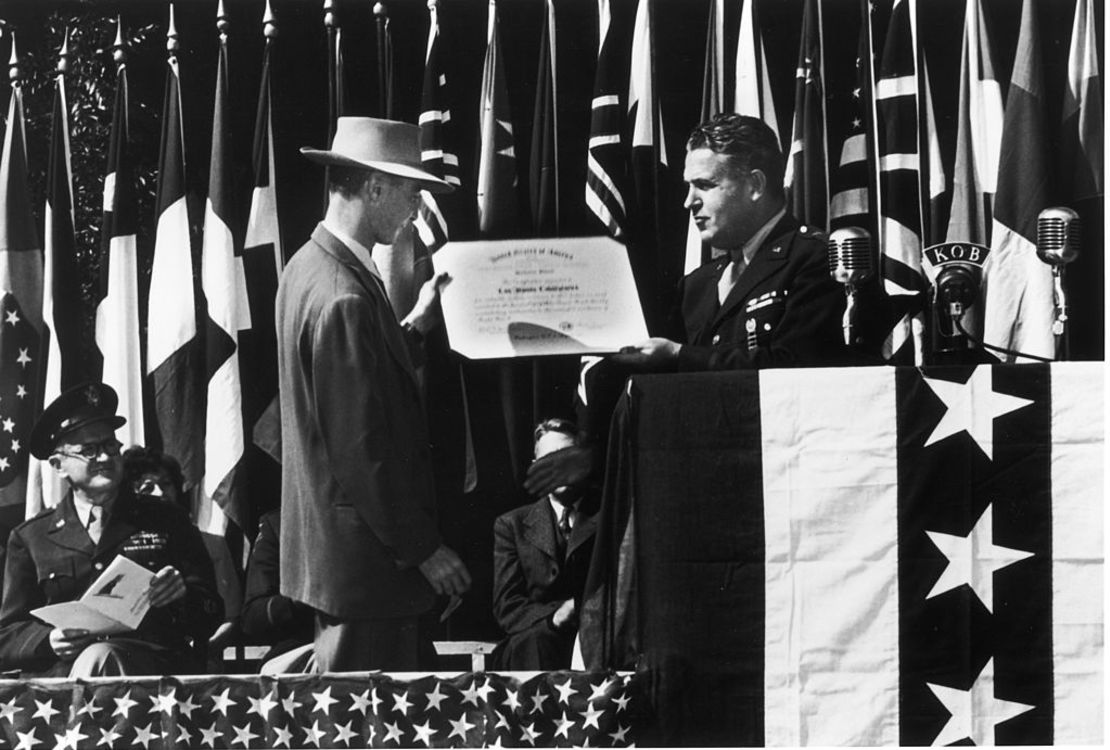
[
  {"x1": 829, "y1": 0, "x2": 877, "y2": 234},
  {"x1": 476, "y1": 0, "x2": 520, "y2": 237},
  {"x1": 983, "y1": 0, "x2": 1056, "y2": 362},
  {"x1": 414, "y1": 0, "x2": 460, "y2": 255},
  {"x1": 583, "y1": 363, "x2": 1102, "y2": 745},
  {"x1": 94, "y1": 29, "x2": 144, "y2": 450},
  {"x1": 875, "y1": 0, "x2": 926, "y2": 363},
  {"x1": 0, "y1": 671, "x2": 637, "y2": 748},
  {"x1": 919, "y1": 59, "x2": 948, "y2": 247},
  {"x1": 627, "y1": 0, "x2": 667, "y2": 249},
  {"x1": 529, "y1": 0, "x2": 559, "y2": 235},
  {"x1": 0, "y1": 48, "x2": 44, "y2": 511},
  {"x1": 28, "y1": 34, "x2": 82, "y2": 514},
  {"x1": 944, "y1": 0, "x2": 1002, "y2": 245},
  {"x1": 200, "y1": 27, "x2": 248, "y2": 534},
  {"x1": 683, "y1": 0, "x2": 726, "y2": 274},
  {"x1": 785, "y1": 0, "x2": 829, "y2": 231},
  {"x1": 584, "y1": 0, "x2": 629, "y2": 239},
  {"x1": 1062, "y1": 0, "x2": 1102, "y2": 200},
  {"x1": 734, "y1": 0, "x2": 780, "y2": 145},
  {"x1": 147, "y1": 38, "x2": 203, "y2": 489},
  {"x1": 241, "y1": 5, "x2": 284, "y2": 464}
]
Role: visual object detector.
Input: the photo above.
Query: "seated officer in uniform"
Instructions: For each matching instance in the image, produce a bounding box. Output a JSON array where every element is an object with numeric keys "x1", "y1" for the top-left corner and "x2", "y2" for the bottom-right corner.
[
  {"x1": 491, "y1": 419, "x2": 597, "y2": 670},
  {"x1": 0, "y1": 383, "x2": 223, "y2": 677},
  {"x1": 526, "y1": 113, "x2": 849, "y2": 498}
]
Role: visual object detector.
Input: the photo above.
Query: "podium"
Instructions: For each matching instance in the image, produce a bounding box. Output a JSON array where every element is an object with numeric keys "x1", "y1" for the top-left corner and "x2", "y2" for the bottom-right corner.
[{"x1": 580, "y1": 364, "x2": 1103, "y2": 746}]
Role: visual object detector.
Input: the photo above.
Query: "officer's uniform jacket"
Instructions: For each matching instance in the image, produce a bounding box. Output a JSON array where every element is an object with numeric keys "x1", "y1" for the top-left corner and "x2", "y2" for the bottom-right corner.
[
  {"x1": 671, "y1": 214, "x2": 849, "y2": 371},
  {"x1": 0, "y1": 490, "x2": 223, "y2": 672}
]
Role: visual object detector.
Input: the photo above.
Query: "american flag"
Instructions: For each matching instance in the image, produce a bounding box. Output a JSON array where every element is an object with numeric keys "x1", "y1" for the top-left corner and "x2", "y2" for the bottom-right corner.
[
  {"x1": 875, "y1": 0, "x2": 926, "y2": 364},
  {"x1": 0, "y1": 53, "x2": 44, "y2": 509},
  {"x1": 0, "y1": 671, "x2": 638, "y2": 749},
  {"x1": 828, "y1": 0, "x2": 876, "y2": 234}
]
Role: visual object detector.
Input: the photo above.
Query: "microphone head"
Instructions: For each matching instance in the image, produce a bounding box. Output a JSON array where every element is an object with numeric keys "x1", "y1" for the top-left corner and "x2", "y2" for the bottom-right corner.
[
  {"x1": 827, "y1": 227, "x2": 874, "y2": 286},
  {"x1": 1036, "y1": 206, "x2": 1081, "y2": 266}
]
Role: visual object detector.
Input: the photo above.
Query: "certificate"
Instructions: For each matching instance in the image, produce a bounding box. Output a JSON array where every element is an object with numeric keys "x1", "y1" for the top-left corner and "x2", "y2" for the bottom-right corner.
[{"x1": 434, "y1": 236, "x2": 649, "y2": 359}]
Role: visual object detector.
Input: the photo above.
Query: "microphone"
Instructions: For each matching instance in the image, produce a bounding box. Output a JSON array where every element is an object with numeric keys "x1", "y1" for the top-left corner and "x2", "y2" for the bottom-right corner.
[
  {"x1": 827, "y1": 227, "x2": 874, "y2": 346},
  {"x1": 1036, "y1": 206, "x2": 1081, "y2": 266},
  {"x1": 827, "y1": 227, "x2": 874, "y2": 287},
  {"x1": 1036, "y1": 207, "x2": 1081, "y2": 354}
]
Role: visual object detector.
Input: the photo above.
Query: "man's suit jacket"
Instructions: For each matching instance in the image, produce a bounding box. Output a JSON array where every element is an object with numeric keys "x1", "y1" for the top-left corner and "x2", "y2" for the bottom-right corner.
[
  {"x1": 492, "y1": 497, "x2": 597, "y2": 668},
  {"x1": 671, "y1": 214, "x2": 850, "y2": 371},
  {"x1": 0, "y1": 492, "x2": 222, "y2": 673},
  {"x1": 276, "y1": 224, "x2": 440, "y2": 619}
]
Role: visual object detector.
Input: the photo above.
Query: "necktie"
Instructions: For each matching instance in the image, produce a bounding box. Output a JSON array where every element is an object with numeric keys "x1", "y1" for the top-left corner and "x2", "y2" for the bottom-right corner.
[
  {"x1": 86, "y1": 506, "x2": 102, "y2": 544},
  {"x1": 717, "y1": 256, "x2": 746, "y2": 304}
]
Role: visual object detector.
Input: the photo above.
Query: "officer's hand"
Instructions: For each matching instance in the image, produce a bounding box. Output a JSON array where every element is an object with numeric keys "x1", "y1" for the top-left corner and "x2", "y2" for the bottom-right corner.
[
  {"x1": 402, "y1": 271, "x2": 452, "y2": 336},
  {"x1": 551, "y1": 599, "x2": 577, "y2": 631},
  {"x1": 418, "y1": 545, "x2": 471, "y2": 597},
  {"x1": 148, "y1": 565, "x2": 187, "y2": 608},
  {"x1": 523, "y1": 445, "x2": 595, "y2": 499},
  {"x1": 49, "y1": 628, "x2": 94, "y2": 661},
  {"x1": 610, "y1": 337, "x2": 682, "y2": 367}
]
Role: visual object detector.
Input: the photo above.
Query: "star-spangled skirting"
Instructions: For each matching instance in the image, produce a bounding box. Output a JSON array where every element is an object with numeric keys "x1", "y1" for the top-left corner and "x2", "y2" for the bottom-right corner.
[{"x1": 0, "y1": 671, "x2": 640, "y2": 749}]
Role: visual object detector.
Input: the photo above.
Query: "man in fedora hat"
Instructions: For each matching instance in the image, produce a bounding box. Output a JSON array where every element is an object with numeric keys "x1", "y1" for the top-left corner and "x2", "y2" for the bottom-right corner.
[
  {"x1": 0, "y1": 383, "x2": 222, "y2": 676},
  {"x1": 277, "y1": 117, "x2": 471, "y2": 671}
]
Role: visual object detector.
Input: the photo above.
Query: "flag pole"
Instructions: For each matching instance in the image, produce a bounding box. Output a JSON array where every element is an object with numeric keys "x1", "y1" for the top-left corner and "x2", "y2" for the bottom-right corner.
[{"x1": 374, "y1": 1, "x2": 392, "y2": 119}]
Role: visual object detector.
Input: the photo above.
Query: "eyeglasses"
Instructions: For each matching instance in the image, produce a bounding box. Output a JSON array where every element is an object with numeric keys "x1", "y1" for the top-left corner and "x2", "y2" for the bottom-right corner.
[{"x1": 55, "y1": 439, "x2": 123, "y2": 461}]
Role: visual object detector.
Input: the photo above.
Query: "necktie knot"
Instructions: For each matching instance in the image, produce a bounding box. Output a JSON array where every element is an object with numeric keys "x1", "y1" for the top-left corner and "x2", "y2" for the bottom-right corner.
[
  {"x1": 86, "y1": 506, "x2": 102, "y2": 544},
  {"x1": 717, "y1": 257, "x2": 746, "y2": 304}
]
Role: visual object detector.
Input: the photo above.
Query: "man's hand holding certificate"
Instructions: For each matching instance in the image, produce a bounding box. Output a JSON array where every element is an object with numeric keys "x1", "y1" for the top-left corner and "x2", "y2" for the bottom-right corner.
[{"x1": 433, "y1": 237, "x2": 649, "y2": 359}]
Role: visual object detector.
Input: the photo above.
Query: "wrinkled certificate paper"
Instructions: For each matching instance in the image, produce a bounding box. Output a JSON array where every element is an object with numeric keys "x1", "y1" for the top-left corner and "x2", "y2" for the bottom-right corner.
[{"x1": 434, "y1": 236, "x2": 648, "y2": 359}]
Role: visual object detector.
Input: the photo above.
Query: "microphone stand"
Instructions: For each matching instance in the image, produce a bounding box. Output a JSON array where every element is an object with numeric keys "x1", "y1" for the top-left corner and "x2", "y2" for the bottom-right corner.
[{"x1": 1052, "y1": 266, "x2": 1070, "y2": 361}]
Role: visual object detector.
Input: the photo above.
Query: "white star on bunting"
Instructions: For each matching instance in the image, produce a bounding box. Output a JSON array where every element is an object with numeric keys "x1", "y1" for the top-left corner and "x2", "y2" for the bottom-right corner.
[
  {"x1": 411, "y1": 719, "x2": 436, "y2": 746},
  {"x1": 210, "y1": 688, "x2": 235, "y2": 717},
  {"x1": 926, "y1": 503, "x2": 1034, "y2": 612},
  {"x1": 448, "y1": 713, "x2": 476, "y2": 741},
  {"x1": 333, "y1": 721, "x2": 357, "y2": 746},
  {"x1": 922, "y1": 367, "x2": 1034, "y2": 460},
  {"x1": 927, "y1": 658, "x2": 1034, "y2": 745},
  {"x1": 554, "y1": 679, "x2": 577, "y2": 704},
  {"x1": 311, "y1": 687, "x2": 337, "y2": 715},
  {"x1": 391, "y1": 691, "x2": 412, "y2": 715},
  {"x1": 32, "y1": 699, "x2": 59, "y2": 722},
  {"x1": 423, "y1": 682, "x2": 447, "y2": 712}
]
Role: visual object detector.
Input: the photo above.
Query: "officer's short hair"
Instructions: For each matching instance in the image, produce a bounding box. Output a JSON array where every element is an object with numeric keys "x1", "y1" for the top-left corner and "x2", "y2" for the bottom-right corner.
[
  {"x1": 533, "y1": 418, "x2": 577, "y2": 450},
  {"x1": 326, "y1": 165, "x2": 376, "y2": 199},
  {"x1": 687, "y1": 113, "x2": 785, "y2": 199}
]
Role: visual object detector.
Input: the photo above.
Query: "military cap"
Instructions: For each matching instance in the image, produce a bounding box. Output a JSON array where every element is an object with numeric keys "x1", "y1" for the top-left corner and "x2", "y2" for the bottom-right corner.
[{"x1": 29, "y1": 382, "x2": 127, "y2": 459}]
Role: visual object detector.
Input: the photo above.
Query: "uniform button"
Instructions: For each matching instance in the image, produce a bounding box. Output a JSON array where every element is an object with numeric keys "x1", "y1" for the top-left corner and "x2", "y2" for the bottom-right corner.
[
  {"x1": 94, "y1": 562, "x2": 104, "y2": 571},
  {"x1": 712, "y1": 334, "x2": 721, "y2": 344},
  {"x1": 48, "y1": 573, "x2": 56, "y2": 580}
]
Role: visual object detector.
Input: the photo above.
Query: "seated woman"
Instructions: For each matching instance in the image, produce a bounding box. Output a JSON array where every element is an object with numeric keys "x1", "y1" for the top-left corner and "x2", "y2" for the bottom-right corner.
[{"x1": 121, "y1": 446, "x2": 241, "y2": 656}]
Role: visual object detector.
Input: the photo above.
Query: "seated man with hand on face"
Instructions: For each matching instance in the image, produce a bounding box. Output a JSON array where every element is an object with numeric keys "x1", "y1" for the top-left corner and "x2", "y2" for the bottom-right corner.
[
  {"x1": 491, "y1": 419, "x2": 597, "y2": 671},
  {"x1": 0, "y1": 383, "x2": 223, "y2": 677}
]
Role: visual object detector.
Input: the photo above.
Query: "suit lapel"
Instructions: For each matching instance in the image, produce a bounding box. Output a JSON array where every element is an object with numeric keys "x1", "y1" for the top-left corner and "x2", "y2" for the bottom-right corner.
[
  {"x1": 566, "y1": 511, "x2": 597, "y2": 559},
  {"x1": 311, "y1": 225, "x2": 420, "y2": 390},
  {"x1": 522, "y1": 500, "x2": 559, "y2": 561},
  {"x1": 715, "y1": 216, "x2": 797, "y2": 325},
  {"x1": 45, "y1": 494, "x2": 96, "y2": 556}
]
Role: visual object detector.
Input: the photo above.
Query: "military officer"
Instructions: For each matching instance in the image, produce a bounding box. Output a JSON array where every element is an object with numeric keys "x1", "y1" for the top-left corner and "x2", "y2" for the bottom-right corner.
[{"x1": 0, "y1": 383, "x2": 223, "y2": 677}]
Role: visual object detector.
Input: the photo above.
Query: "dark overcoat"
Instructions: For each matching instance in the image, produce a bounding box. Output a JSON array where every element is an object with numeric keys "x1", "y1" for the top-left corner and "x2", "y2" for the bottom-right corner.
[{"x1": 276, "y1": 224, "x2": 439, "y2": 619}]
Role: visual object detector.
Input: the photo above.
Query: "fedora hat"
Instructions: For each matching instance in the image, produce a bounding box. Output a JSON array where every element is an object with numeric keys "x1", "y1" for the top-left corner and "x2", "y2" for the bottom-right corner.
[{"x1": 301, "y1": 117, "x2": 453, "y2": 194}]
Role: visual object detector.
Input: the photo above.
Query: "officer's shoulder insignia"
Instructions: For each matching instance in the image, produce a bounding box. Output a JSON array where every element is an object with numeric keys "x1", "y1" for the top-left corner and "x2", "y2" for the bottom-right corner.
[{"x1": 770, "y1": 245, "x2": 783, "y2": 255}]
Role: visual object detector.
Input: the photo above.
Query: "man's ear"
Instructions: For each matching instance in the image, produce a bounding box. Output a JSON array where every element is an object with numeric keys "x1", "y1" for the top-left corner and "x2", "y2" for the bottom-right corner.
[
  {"x1": 364, "y1": 171, "x2": 385, "y2": 203},
  {"x1": 48, "y1": 455, "x2": 65, "y2": 476},
  {"x1": 747, "y1": 168, "x2": 768, "y2": 201}
]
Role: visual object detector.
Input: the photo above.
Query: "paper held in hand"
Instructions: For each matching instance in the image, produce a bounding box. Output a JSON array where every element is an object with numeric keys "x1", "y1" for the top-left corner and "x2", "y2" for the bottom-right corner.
[
  {"x1": 433, "y1": 236, "x2": 649, "y2": 359},
  {"x1": 32, "y1": 555, "x2": 153, "y2": 635}
]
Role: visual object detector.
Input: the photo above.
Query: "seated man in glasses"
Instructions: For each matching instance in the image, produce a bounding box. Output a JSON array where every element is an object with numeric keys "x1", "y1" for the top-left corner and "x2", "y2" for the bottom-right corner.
[{"x1": 0, "y1": 383, "x2": 223, "y2": 677}]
